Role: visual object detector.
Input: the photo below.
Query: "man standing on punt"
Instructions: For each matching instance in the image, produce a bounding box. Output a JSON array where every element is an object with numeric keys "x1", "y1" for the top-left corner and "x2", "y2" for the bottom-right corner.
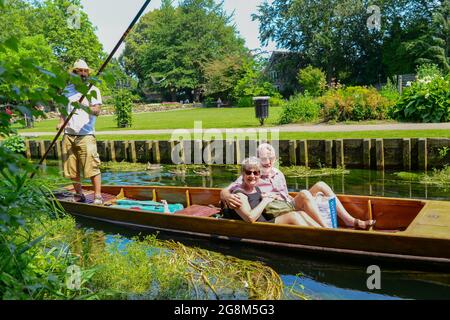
[{"x1": 58, "y1": 59, "x2": 103, "y2": 205}]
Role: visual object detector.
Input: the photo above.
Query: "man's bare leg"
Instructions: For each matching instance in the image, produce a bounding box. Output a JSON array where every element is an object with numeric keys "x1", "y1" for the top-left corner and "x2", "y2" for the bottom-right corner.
[
  {"x1": 91, "y1": 174, "x2": 102, "y2": 198},
  {"x1": 71, "y1": 177, "x2": 83, "y2": 195}
]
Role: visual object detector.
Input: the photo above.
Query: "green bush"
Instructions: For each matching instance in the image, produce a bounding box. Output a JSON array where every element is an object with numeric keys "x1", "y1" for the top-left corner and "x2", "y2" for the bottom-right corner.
[
  {"x1": 416, "y1": 63, "x2": 443, "y2": 80},
  {"x1": 278, "y1": 94, "x2": 321, "y2": 125},
  {"x1": 114, "y1": 89, "x2": 133, "y2": 128},
  {"x1": 270, "y1": 96, "x2": 286, "y2": 107},
  {"x1": 319, "y1": 86, "x2": 394, "y2": 122},
  {"x1": 1, "y1": 135, "x2": 26, "y2": 153},
  {"x1": 297, "y1": 66, "x2": 327, "y2": 97},
  {"x1": 237, "y1": 96, "x2": 253, "y2": 108},
  {"x1": 203, "y1": 97, "x2": 217, "y2": 108},
  {"x1": 392, "y1": 74, "x2": 450, "y2": 123}
]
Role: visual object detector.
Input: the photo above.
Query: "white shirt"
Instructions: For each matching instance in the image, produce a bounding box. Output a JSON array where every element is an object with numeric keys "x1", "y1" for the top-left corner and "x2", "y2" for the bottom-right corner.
[{"x1": 63, "y1": 84, "x2": 102, "y2": 135}]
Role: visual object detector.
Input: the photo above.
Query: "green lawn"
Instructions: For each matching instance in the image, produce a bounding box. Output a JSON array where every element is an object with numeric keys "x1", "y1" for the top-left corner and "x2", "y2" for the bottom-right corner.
[
  {"x1": 17, "y1": 107, "x2": 284, "y2": 132},
  {"x1": 28, "y1": 129, "x2": 450, "y2": 141}
]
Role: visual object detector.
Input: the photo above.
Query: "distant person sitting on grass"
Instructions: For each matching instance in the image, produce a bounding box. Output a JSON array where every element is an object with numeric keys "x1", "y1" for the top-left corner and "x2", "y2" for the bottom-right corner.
[{"x1": 221, "y1": 143, "x2": 376, "y2": 229}]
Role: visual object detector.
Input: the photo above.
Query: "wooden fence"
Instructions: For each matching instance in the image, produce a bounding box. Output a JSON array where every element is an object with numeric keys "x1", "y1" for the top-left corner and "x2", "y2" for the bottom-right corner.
[{"x1": 25, "y1": 138, "x2": 450, "y2": 171}]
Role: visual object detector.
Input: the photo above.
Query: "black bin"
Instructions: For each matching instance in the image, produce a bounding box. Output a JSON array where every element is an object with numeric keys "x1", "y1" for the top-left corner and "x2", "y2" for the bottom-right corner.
[{"x1": 253, "y1": 96, "x2": 270, "y2": 125}]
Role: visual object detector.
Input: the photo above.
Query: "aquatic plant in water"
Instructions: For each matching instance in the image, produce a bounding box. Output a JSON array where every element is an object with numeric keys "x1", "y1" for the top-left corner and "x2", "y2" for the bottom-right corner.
[
  {"x1": 395, "y1": 166, "x2": 450, "y2": 185},
  {"x1": 282, "y1": 166, "x2": 349, "y2": 178}
]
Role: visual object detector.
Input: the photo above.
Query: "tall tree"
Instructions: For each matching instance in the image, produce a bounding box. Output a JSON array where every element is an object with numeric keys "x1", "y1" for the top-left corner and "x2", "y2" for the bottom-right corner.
[
  {"x1": 122, "y1": 0, "x2": 247, "y2": 101},
  {"x1": 406, "y1": 1, "x2": 450, "y2": 72},
  {"x1": 253, "y1": 0, "x2": 441, "y2": 85},
  {"x1": 34, "y1": 0, "x2": 105, "y2": 69}
]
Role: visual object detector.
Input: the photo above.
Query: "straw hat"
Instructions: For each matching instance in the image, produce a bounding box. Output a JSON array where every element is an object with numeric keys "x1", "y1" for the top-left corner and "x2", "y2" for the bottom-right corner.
[{"x1": 71, "y1": 59, "x2": 92, "y2": 73}]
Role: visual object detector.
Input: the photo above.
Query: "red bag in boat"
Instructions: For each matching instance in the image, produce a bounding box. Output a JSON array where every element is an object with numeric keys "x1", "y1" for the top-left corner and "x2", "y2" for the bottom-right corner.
[{"x1": 174, "y1": 205, "x2": 220, "y2": 217}]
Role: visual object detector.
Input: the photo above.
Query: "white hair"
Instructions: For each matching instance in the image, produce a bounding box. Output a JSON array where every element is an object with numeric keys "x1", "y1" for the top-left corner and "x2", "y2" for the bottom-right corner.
[
  {"x1": 241, "y1": 157, "x2": 261, "y2": 173},
  {"x1": 257, "y1": 143, "x2": 276, "y2": 157}
]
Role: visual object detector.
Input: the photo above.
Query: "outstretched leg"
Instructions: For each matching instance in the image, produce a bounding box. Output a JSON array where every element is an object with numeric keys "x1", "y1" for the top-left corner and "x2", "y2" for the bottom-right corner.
[
  {"x1": 275, "y1": 211, "x2": 321, "y2": 227},
  {"x1": 308, "y1": 181, "x2": 375, "y2": 229},
  {"x1": 293, "y1": 190, "x2": 328, "y2": 227}
]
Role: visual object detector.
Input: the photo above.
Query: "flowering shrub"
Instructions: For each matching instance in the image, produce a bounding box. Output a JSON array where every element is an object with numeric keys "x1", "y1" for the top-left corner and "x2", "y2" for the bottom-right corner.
[
  {"x1": 392, "y1": 74, "x2": 450, "y2": 123},
  {"x1": 319, "y1": 86, "x2": 395, "y2": 122}
]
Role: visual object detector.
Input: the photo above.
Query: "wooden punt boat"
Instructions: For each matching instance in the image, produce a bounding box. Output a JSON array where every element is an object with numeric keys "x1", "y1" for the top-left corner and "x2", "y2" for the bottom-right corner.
[{"x1": 55, "y1": 185, "x2": 450, "y2": 267}]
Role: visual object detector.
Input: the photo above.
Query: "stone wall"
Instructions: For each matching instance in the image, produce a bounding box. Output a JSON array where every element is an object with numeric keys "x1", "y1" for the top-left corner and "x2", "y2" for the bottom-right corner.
[{"x1": 25, "y1": 138, "x2": 450, "y2": 171}]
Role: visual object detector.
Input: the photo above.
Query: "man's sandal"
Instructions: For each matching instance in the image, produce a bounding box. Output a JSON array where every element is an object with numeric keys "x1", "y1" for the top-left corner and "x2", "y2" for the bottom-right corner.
[
  {"x1": 354, "y1": 218, "x2": 376, "y2": 230},
  {"x1": 74, "y1": 193, "x2": 86, "y2": 203},
  {"x1": 94, "y1": 195, "x2": 104, "y2": 206}
]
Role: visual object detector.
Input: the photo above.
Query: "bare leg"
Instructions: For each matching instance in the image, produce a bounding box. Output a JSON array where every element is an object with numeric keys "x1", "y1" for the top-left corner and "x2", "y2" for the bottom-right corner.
[
  {"x1": 275, "y1": 211, "x2": 322, "y2": 227},
  {"x1": 293, "y1": 190, "x2": 328, "y2": 227},
  {"x1": 309, "y1": 181, "x2": 375, "y2": 228},
  {"x1": 91, "y1": 174, "x2": 102, "y2": 198},
  {"x1": 71, "y1": 177, "x2": 83, "y2": 195}
]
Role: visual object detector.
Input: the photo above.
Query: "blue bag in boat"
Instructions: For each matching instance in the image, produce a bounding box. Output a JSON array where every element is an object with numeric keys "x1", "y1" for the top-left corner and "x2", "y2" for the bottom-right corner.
[
  {"x1": 114, "y1": 199, "x2": 184, "y2": 214},
  {"x1": 315, "y1": 193, "x2": 338, "y2": 228}
]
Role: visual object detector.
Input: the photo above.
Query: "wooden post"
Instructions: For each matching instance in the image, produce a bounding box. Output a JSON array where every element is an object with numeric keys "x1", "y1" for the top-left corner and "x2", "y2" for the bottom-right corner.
[
  {"x1": 153, "y1": 141, "x2": 161, "y2": 164},
  {"x1": 289, "y1": 140, "x2": 297, "y2": 165},
  {"x1": 418, "y1": 138, "x2": 427, "y2": 172},
  {"x1": 376, "y1": 139, "x2": 384, "y2": 171},
  {"x1": 225, "y1": 140, "x2": 235, "y2": 165},
  {"x1": 335, "y1": 139, "x2": 344, "y2": 168},
  {"x1": 363, "y1": 139, "x2": 371, "y2": 169},
  {"x1": 38, "y1": 141, "x2": 46, "y2": 160},
  {"x1": 145, "y1": 141, "x2": 153, "y2": 163},
  {"x1": 203, "y1": 141, "x2": 212, "y2": 165},
  {"x1": 110, "y1": 140, "x2": 116, "y2": 162},
  {"x1": 236, "y1": 140, "x2": 245, "y2": 164},
  {"x1": 298, "y1": 140, "x2": 308, "y2": 167},
  {"x1": 129, "y1": 140, "x2": 137, "y2": 163},
  {"x1": 325, "y1": 140, "x2": 333, "y2": 167},
  {"x1": 55, "y1": 140, "x2": 62, "y2": 161},
  {"x1": 24, "y1": 140, "x2": 31, "y2": 159},
  {"x1": 193, "y1": 140, "x2": 203, "y2": 164},
  {"x1": 403, "y1": 138, "x2": 411, "y2": 171}
]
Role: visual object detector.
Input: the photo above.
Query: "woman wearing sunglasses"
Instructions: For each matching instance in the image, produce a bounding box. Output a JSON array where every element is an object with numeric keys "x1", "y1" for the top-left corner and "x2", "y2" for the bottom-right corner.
[{"x1": 224, "y1": 157, "x2": 321, "y2": 227}]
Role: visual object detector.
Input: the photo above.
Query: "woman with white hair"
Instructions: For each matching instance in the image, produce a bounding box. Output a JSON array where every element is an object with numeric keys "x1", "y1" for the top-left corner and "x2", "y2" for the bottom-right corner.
[{"x1": 223, "y1": 157, "x2": 321, "y2": 227}]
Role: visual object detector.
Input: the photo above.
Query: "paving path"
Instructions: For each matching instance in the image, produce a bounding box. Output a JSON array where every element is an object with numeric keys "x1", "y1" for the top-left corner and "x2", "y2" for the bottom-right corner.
[{"x1": 20, "y1": 122, "x2": 450, "y2": 137}]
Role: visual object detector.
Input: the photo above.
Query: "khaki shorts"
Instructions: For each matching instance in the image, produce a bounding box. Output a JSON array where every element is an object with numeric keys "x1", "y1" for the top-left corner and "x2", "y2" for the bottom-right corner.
[{"x1": 62, "y1": 135, "x2": 101, "y2": 179}]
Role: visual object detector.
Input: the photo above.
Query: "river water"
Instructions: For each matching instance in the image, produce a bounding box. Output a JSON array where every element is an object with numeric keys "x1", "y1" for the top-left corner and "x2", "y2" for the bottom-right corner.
[{"x1": 45, "y1": 164, "x2": 450, "y2": 300}]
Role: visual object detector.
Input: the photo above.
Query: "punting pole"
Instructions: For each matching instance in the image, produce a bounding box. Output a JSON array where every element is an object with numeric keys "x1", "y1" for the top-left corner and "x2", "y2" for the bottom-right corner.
[{"x1": 30, "y1": 0, "x2": 152, "y2": 179}]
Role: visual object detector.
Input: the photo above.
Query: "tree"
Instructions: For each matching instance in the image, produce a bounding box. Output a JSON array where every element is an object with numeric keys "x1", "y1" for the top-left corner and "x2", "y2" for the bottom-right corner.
[
  {"x1": 34, "y1": 0, "x2": 105, "y2": 70},
  {"x1": 203, "y1": 53, "x2": 248, "y2": 100},
  {"x1": 122, "y1": 0, "x2": 247, "y2": 102},
  {"x1": 297, "y1": 65, "x2": 326, "y2": 96},
  {"x1": 253, "y1": 0, "x2": 441, "y2": 85},
  {"x1": 406, "y1": 1, "x2": 450, "y2": 73},
  {"x1": 0, "y1": 0, "x2": 105, "y2": 70}
]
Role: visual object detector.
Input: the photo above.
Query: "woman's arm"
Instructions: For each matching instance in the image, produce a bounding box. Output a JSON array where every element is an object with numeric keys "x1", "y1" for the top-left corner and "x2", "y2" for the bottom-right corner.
[{"x1": 235, "y1": 193, "x2": 273, "y2": 223}]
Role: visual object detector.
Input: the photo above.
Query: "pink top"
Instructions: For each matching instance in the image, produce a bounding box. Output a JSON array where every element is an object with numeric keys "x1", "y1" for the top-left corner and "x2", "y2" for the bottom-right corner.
[{"x1": 228, "y1": 167, "x2": 292, "y2": 201}]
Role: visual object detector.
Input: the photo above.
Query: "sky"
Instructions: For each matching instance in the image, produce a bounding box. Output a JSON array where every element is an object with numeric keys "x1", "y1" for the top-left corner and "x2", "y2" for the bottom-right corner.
[{"x1": 80, "y1": 0, "x2": 277, "y2": 57}]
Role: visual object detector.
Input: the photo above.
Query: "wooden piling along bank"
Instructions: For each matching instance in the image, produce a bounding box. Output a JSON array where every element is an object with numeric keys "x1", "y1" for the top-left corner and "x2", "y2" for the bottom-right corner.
[{"x1": 26, "y1": 138, "x2": 450, "y2": 171}]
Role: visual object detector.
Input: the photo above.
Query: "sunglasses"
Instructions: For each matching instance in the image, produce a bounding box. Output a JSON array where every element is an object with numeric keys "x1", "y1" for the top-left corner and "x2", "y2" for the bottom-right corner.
[{"x1": 244, "y1": 170, "x2": 260, "y2": 176}]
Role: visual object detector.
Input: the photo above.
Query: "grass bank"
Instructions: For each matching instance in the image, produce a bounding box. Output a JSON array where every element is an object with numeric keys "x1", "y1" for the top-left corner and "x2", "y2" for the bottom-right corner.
[
  {"x1": 17, "y1": 107, "x2": 284, "y2": 132},
  {"x1": 25, "y1": 129, "x2": 450, "y2": 142}
]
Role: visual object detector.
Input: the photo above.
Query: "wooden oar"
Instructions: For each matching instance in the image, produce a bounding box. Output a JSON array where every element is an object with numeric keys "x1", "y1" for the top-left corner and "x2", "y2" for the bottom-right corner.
[{"x1": 30, "y1": 0, "x2": 152, "y2": 179}]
